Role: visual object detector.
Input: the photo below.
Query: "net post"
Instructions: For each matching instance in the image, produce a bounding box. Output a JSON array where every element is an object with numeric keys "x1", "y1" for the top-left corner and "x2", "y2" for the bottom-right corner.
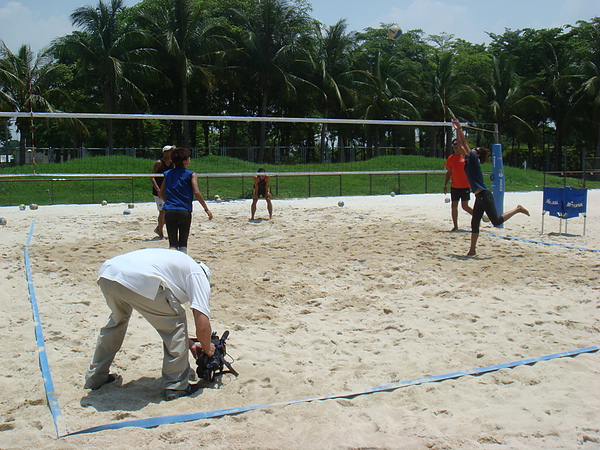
[{"x1": 492, "y1": 143, "x2": 505, "y2": 227}]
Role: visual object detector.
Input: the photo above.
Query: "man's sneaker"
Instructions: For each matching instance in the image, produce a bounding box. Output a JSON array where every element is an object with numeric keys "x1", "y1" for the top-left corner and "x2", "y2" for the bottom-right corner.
[
  {"x1": 87, "y1": 373, "x2": 121, "y2": 390},
  {"x1": 165, "y1": 383, "x2": 200, "y2": 401}
]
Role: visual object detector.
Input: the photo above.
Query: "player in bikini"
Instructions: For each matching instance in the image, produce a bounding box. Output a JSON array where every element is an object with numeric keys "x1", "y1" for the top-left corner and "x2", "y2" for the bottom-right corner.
[{"x1": 251, "y1": 168, "x2": 273, "y2": 220}]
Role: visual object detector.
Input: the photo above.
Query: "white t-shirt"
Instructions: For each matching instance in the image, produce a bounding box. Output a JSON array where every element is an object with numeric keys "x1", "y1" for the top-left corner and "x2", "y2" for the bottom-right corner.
[{"x1": 97, "y1": 248, "x2": 210, "y2": 317}]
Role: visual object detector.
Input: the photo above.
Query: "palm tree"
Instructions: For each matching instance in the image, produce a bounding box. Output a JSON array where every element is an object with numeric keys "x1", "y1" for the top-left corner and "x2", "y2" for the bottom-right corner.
[
  {"x1": 581, "y1": 61, "x2": 600, "y2": 169},
  {"x1": 421, "y1": 51, "x2": 479, "y2": 157},
  {"x1": 134, "y1": 0, "x2": 229, "y2": 148},
  {"x1": 306, "y1": 19, "x2": 356, "y2": 162},
  {"x1": 568, "y1": 18, "x2": 600, "y2": 171},
  {"x1": 352, "y1": 51, "x2": 419, "y2": 157},
  {"x1": 53, "y1": 0, "x2": 151, "y2": 153},
  {"x1": 231, "y1": 0, "x2": 312, "y2": 163},
  {"x1": 0, "y1": 42, "x2": 68, "y2": 164},
  {"x1": 483, "y1": 53, "x2": 543, "y2": 167},
  {"x1": 540, "y1": 44, "x2": 584, "y2": 170},
  {"x1": 484, "y1": 53, "x2": 547, "y2": 166}
]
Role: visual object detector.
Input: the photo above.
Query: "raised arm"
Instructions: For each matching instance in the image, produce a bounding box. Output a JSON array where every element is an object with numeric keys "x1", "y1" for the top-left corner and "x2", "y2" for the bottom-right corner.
[{"x1": 451, "y1": 118, "x2": 470, "y2": 157}]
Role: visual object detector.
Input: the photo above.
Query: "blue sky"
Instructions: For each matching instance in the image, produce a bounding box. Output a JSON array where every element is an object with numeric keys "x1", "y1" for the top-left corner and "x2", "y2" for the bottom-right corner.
[{"x1": 0, "y1": 0, "x2": 598, "y2": 53}]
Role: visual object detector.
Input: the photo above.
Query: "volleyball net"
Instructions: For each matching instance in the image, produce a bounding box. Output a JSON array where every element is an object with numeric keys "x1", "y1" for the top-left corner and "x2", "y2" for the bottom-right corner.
[
  {"x1": 0, "y1": 112, "x2": 498, "y2": 205},
  {"x1": 0, "y1": 111, "x2": 494, "y2": 167}
]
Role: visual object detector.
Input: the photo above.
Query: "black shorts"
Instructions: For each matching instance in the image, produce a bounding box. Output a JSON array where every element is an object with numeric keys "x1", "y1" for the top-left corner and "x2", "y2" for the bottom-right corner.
[{"x1": 450, "y1": 187, "x2": 471, "y2": 202}]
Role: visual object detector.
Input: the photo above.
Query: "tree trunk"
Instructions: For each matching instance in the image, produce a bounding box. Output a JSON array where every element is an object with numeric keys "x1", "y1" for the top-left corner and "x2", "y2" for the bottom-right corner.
[
  {"x1": 17, "y1": 117, "x2": 28, "y2": 165},
  {"x1": 182, "y1": 83, "x2": 190, "y2": 148},
  {"x1": 320, "y1": 107, "x2": 329, "y2": 162},
  {"x1": 338, "y1": 131, "x2": 346, "y2": 163},
  {"x1": 258, "y1": 92, "x2": 268, "y2": 164},
  {"x1": 594, "y1": 122, "x2": 600, "y2": 170},
  {"x1": 103, "y1": 86, "x2": 115, "y2": 155}
]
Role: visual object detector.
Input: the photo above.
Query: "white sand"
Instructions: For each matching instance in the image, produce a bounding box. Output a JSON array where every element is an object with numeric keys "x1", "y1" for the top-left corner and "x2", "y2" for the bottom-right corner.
[{"x1": 0, "y1": 191, "x2": 598, "y2": 448}]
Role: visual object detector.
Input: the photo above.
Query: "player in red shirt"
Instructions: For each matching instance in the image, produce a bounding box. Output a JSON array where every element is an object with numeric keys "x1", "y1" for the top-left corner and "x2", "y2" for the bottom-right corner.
[{"x1": 443, "y1": 139, "x2": 473, "y2": 231}]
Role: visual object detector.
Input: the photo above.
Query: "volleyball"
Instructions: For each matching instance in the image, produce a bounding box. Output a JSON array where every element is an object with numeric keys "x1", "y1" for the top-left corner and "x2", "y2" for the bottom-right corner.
[
  {"x1": 445, "y1": 197, "x2": 451, "y2": 203},
  {"x1": 483, "y1": 215, "x2": 490, "y2": 222},
  {"x1": 128, "y1": 203, "x2": 135, "y2": 209},
  {"x1": 0, "y1": 218, "x2": 6, "y2": 225},
  {"x1": 388, "y1": 25, "x2": 402, "y2": 40},
  {"x1": 101, "y1": 200, "x2": 107, "y2": 206},
  {"x1": 390, "y1": 191, "x2": 396, "y2": 197},
  {"x1": 19, "y1": 204, "x2": 26, "y2": 211},
  {"x1": 30, "y1": 204, "x2": 38, "y2": 210},
  {"x1": 123, "y1": 210, "x2": 131, "y2": 215},
  {"x1": 338, "y1": 201, "x2": 344, "y2": 207}
]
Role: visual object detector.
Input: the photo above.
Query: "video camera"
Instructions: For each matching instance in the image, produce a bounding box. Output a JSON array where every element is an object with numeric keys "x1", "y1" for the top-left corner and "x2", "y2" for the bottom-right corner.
[{"x1": 195, "y1": 330, "x2": 238, "y2": 382}]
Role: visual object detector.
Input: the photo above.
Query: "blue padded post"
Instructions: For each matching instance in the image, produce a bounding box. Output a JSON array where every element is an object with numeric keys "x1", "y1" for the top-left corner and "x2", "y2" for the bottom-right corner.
[{"x1": 491, "y1": 143, "x2": 504, "y2": 228}]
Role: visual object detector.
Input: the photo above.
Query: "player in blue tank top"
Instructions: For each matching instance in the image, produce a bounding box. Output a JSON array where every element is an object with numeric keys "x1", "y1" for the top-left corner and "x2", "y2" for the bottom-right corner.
[{"x1": 159, "y1": 147, "x2": 213, "y2": 253}]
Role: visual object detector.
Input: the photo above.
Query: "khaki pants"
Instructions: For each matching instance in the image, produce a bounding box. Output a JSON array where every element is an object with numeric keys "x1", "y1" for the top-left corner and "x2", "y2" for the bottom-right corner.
[{"x1": 85, "y1": 278, "x2": 191, "y2": 391}]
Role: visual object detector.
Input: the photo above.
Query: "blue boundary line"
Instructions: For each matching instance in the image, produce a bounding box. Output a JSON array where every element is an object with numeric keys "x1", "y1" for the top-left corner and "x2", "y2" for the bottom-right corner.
[
  {"x1": 485, "y1": 233, "x2": 600, "y2": 252},
  {"x1": 23, "y1": 219, "x2": 598, "y2": 438},
  {"x1": 63, "y1": 345, "x2": 598, "y2": 437},
  {"x1": 25, "y1": 220, "x2": 62, "y2": 438}
]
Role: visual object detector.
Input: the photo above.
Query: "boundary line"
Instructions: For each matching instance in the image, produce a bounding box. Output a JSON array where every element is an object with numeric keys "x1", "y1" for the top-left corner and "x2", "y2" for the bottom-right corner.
[
  {"x1": 485, "y1": 232, "x2": 600, "y2": 252},
  {"x1": 24, "y1": 220, "x2": 62, "y2": 438},
  {"x1": 63, "y1": 346, "x2": 598, "y2": 437},
  {"x1": 22, "y1": 220, "x2": 598, "y2": 438}
]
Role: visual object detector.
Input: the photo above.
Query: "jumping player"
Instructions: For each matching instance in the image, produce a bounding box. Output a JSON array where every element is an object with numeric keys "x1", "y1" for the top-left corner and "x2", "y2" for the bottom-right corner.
[{"x1": 452, "y1": 118, "x2": 529, "y2": 256}]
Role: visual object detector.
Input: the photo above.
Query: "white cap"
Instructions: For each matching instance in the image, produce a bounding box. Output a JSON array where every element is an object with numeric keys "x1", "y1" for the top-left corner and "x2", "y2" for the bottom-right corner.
[{"x1": 162, "y1": 145, "x2": 175, "y2": 152}]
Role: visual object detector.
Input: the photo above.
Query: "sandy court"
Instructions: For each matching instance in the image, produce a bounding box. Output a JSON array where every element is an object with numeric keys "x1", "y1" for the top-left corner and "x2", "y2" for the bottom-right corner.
[{"x1": 0, "y1": 191, "x2": 598, "y2": 448}]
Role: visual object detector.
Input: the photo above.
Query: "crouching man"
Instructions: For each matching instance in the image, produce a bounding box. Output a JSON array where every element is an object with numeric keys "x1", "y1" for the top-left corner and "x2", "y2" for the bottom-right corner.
[{"x1": 84, "y1": 248, "x2": 215, "y2": 401}]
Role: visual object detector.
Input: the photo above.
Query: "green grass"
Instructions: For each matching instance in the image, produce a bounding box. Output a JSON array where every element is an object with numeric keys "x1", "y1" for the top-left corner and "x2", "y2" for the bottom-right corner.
[{"x1": 0, "y1": 154, "x2": 597, "y2": 206}]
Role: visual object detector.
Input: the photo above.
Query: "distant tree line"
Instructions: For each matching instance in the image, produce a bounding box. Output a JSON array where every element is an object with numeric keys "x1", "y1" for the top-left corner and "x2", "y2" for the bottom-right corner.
[{"x1": 0, "y1": 0, "x2": 598, "y2": 171}]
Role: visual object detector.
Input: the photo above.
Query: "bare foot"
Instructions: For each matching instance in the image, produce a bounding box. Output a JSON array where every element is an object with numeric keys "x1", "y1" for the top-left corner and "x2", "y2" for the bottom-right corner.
[
  {"x1": 518, "y1": 205, "x2": 530, "y2": 216},
  {"x1": 466, "y1": 251, "x2": 477, "y2": 257},
  {"x1": 154, "y1": 226, "x2": 164, "y2": 239},
  {"x1": 450, "y1": 227, "x2": 458, "y2": 232}
]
